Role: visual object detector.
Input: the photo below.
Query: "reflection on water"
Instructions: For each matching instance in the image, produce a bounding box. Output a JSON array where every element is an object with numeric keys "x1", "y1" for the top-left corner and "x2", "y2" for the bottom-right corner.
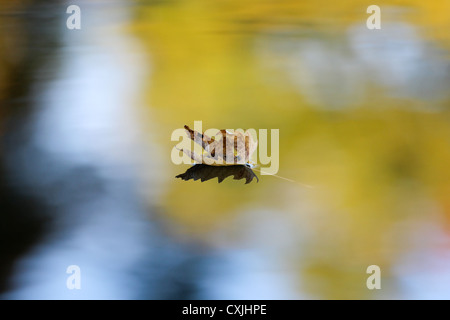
[
  {"x1": 0, "y1": 0, "x2": 450, "y2": 299},
  {"x1": 176, "y1": 164, "x2": 259, "y2": 184},
  {"x1": 262, "y1": 22, "x2": 450, "y2": 108}
]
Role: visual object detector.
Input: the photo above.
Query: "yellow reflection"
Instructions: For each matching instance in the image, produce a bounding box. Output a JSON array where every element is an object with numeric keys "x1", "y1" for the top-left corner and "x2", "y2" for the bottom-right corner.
[{"x1": 131, "y1": 0, "x2": 450, "y2": 299}]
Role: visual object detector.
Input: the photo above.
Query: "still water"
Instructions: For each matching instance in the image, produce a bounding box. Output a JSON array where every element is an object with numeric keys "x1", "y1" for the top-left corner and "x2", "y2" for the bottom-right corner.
[{"x1": 0, "y1": 0, "x2": 449, "y2": 299}]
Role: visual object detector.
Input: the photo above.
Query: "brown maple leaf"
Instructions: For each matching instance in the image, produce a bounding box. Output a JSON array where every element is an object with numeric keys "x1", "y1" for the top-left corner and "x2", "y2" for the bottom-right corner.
[{"x1": 179, "y1": 125, "x2": 257, "y2": 166}]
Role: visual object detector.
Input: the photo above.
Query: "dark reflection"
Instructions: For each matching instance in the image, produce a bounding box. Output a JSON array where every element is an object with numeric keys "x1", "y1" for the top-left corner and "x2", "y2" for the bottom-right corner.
[
  {"x1": 176, "y1": 164, "x2": 259, "y2": 184},
  {"x1": 0, "y1": 165, "x2": 50, "y2": 294},
  {"x1": 0, "y1": 0, "x2": 63, "y2": 294}
]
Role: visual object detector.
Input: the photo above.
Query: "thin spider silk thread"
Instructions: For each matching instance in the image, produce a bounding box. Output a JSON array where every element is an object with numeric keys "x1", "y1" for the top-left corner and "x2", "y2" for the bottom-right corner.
[{"x1": 251, "y1": 167, "x2": 314, "y2": 188}]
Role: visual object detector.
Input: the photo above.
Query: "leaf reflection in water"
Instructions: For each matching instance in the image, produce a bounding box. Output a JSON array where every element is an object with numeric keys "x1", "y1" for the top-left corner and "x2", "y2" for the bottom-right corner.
[{"x1": 176, "y1": 164, "x2": 259, "y2": 184}]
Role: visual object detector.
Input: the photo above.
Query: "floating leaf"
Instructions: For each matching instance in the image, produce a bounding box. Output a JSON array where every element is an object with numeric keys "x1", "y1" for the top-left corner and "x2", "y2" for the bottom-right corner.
[{"x1": 180, "y1": 125, "x2": 257, "y2": 166}]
